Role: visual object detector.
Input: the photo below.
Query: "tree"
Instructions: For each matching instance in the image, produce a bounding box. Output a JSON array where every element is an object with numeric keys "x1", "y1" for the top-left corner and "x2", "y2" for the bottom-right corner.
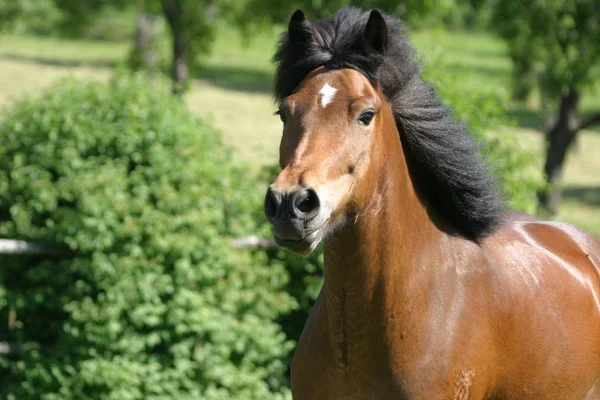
[
  {"x1": 236, "y1": 0, "x2": 465, "y2": 28},
  {"x1": 158, "y1": 0, "x2": 216, "y2": 95},
  {"x1": 132, "y1": 0, "x2": 245, "y2": 94},
  {"x1": 127, "y1": 11, "x2": 162, "y2": 76},
  {"x1": 0, "y1": 0, "x2": 62, "y2": 34},
  {"x1": 489, "y1": 0, "x2": 600, "y2": 213},
  {"x1": 0, "y1": 0, "x2": 215, "y2": 95},
  {"x1": 52, "y1": 0, "x2": 107, "y2": 34}
]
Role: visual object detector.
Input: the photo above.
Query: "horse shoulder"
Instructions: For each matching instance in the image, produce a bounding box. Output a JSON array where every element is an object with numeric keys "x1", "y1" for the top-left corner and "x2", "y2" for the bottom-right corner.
[
  {"x1": 490, "y1": 216, "x2": 600, "y2": 289},
  {"x1": 479, "y1": 216, "x2": 600, "y2": 398}
]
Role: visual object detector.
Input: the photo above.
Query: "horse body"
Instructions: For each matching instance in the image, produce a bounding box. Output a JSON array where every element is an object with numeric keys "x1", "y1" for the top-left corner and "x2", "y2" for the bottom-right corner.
[
  {"x1": 286, "y1": 90, "x2": 600, "y2": 398},
  {"x1": 265, "y1": 8, "x2": 600, "y2": 398},
  {"x1": 483, "y1": 220, "x2": 600, "y2": 399},
  {"x1": 293, "y1": 216, "x2": 600, "y2": 399}
]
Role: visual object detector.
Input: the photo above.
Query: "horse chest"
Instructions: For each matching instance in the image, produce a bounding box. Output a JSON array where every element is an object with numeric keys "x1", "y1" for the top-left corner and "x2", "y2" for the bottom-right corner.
[
  {"x1": 291, "y1": 337, "x2": 481, "y2": 400},
  {"x1": 290, "y1": 296, "x2": 405, "y2": 398},
  {"x1": 290, "y1": 293, "x2": 490, "y2": 399},
  {"x1": 292, "y1": 345, "x2": 485, "y2": 400},
  {"x1": 291, "y1": 352, "x2": 407, "y2": 400}
]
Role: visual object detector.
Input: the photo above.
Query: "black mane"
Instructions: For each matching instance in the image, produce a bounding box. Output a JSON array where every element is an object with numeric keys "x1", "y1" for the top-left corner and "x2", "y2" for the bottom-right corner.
[{"x1": 272, "y1": 7, "x2": 504, "y2": 241}]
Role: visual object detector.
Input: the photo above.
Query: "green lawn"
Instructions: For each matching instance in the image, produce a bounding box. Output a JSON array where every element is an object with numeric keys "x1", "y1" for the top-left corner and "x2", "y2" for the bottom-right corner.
[{"x1": 0, "y1": 25, "x2": 598, "y2": 235}]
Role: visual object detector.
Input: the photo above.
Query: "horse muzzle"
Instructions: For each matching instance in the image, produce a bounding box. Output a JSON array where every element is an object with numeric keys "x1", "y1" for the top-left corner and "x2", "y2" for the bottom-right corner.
[{"x1": 264, "y1": 186, "x2": 328, "y2": 254}]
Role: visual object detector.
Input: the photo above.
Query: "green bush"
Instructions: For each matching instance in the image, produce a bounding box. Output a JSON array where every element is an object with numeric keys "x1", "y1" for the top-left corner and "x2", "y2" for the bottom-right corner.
[{"x1": 0, "y1": 74, "x2": 294, "y2": 400}]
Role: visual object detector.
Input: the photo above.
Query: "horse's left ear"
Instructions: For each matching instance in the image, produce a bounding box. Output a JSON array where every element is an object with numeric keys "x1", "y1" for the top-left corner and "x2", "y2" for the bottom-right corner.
[
  {"x1": 288, "y1": 9, "x2": 314, "y2": 43},
  {"x1": 363, "y1": 9, "x2": 388, "y2": 54}
]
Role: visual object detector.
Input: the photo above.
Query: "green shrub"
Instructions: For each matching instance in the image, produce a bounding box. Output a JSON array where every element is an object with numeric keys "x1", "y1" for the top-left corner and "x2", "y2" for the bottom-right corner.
[{"x1": 0, "y1": 74, "x2": 294, "y2": 400}]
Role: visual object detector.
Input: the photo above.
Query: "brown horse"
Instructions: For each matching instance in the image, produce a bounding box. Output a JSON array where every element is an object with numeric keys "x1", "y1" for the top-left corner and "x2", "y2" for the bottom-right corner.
[{"x1": 264, "y1": 8, "x2": 600, "y2": 400}]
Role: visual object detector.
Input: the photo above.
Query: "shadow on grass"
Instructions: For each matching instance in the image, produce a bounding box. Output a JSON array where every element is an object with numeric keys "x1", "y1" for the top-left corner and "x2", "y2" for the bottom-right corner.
[
  {"x1": 0, "y1": 52, "x2": 273, "y2": 94},
  {"x1": 506, "y1": 107, "x2": 541, "y2": 130},
  {"x1": 195, "y1": 64, "x2": 273, "y2": 94},
  {"x1": 442, "y1": 61, "x2": 509, "y2": 80},
  {"x1": 0, "y1": 53, "x2": 116, "y2": 69},
  {"x1": 563, "y1": 185, "x2": 600, "y2": 207},
  {"x1": 506, "y1": 106, "x2": 600, "y2": 133}
]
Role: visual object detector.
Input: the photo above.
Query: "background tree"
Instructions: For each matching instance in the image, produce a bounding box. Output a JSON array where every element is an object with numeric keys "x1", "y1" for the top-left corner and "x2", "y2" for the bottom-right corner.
[
  {"x1": 1, "y1": 0, "x2": 487, "y2": 93},
  {"x1": 0, "y1": 0, "x2": 62, "y2": 34},
  {"x1": 51, "y1": 0, "x2": 124, "y2": 36},
  {"x1": 488, "y1": 0, "x2": 600, "y2": 213},
  {"x1": 127, "y1": 4, "x2": 163, "y2": 76},
  {"x1": 132, "y1": 0, "x2": 245, "y2": 94},
  {"x1": 158, "y1": 0, "x2": 217, "y2": 94},
  {"x1": 236, "y1": 0, "x2": 476, "y2": 29}
]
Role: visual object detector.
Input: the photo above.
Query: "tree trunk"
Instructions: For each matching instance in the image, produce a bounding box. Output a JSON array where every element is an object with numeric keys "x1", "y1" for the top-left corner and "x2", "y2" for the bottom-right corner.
[
  {"x1": 538, "y1": 71, "x2": 556, "y2": 132},
  {"x1": 539, "y1": 89, "x2": 580, "y2": 214},
  {"x1": 171, "y1": 32, "x2": 189, "y2": 95},
  {"x1": 161, "y1": 0, "x2": 189, "y2": 95},
  {"x1": 128, "y1": 12, "x2": 161, "y2": 75}
]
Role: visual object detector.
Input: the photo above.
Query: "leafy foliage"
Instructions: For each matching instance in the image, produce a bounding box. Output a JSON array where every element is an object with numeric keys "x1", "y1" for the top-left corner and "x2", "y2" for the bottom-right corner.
[
  {"x1": 489, "y1": 0, "x2": 600, "y2": 98},
  {"x1": 237, "y1": 0, "x2": 487, "y2": 30},
  {"x1": 0, "y1": 0, "x2": 62, "y2": 35},
  {"x1": 486, "y1": 0, "x2": 600, "y2": 212},
  {"x1": 0, "y1": 74, "x2": 294, "y2": 400},
  {"x1": 0, "y1": 0, "x2": 132, "y2": 37}
]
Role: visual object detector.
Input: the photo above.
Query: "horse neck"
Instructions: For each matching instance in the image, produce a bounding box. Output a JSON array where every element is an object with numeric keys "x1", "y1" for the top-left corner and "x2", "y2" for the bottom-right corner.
[{"x1": 322, "y1": 106, "x2": 446, "y2": 328}]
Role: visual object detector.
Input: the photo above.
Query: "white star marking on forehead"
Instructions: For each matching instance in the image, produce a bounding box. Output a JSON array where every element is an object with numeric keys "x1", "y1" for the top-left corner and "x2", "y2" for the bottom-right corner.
[{"x1": 319, "y1": 83, "x2": 338, "y2": 108}]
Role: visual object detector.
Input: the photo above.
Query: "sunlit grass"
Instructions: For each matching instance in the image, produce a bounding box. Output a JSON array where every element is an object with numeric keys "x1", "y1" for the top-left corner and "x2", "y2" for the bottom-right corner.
[
  {"x1": 514, "y1": 128, "x2": 600, "y2": 235},
  {"x1": 0, "y1": 34, "x2": 129, "y2": 64}
]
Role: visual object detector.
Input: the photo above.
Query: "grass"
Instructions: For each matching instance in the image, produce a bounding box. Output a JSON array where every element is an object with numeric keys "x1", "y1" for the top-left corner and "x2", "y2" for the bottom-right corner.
[
  {"x1": 0, "y1": 24, "x2": 598, "y2": 235},
  {"x1": 0, "y1": 35, "x2": 126, "y2": 109},
  {"x1": 512, "y1": 129, "x2": 600, "y2": 235}
]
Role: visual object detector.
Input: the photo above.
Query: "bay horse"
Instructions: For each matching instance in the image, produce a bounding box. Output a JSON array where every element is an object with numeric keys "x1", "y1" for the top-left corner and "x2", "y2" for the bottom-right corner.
[{"x1": 264, "y1": 7, "x2": 600, "y2": 400}]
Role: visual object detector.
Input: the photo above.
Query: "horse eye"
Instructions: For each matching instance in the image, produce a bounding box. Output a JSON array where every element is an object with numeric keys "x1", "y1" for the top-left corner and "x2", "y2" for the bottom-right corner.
[
  {"x1": 275, "y1": 109, "x2": 287, "y2": 124},
  {"x1": 358, "y1": 111, "x2": 375, "y2": 126}
]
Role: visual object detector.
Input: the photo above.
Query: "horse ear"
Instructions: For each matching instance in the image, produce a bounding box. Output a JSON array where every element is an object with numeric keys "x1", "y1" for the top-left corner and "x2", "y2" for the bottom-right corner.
[
  {"x1": 363, "y1": 9, "x2": 388, "y2": 54},
  {"x1": 288, "y1": 9, "x2": 314, "y2": 43}
]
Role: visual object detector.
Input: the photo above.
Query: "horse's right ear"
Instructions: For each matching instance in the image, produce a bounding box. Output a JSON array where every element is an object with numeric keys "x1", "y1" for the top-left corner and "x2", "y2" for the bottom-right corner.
[
  {"x1": 363, "y1": 9, "x2": 388, "y2": 54},
  {"x1": 288, "y1": 9, "x2": 314, "y2": 43}
]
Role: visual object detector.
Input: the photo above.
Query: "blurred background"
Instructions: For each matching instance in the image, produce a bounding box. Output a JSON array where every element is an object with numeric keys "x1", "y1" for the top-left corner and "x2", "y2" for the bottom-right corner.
[{"x1": 0, "y1": 0, "x2": 598, "y2": 398}]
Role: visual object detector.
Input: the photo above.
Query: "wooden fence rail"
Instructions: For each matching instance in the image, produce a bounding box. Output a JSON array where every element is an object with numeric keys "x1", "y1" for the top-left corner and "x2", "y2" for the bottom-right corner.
[
  {"x1": 230, "y1": 236, "x2": 280, "y2": 251},
  {"x1": 0, "y1": 342, "x2": 18, "y2": 355},
  {"x1": 0, "y1": 239, "x2": 71, "y2": 256},
  {"x1": 0, "y1": 237, "x2": 279, "y2": 256}
]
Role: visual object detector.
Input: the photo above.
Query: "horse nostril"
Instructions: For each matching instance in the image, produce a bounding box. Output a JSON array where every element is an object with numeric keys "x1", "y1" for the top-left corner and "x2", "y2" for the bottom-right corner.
[
  {"x1": 264, "y1": 187, "x2": 281, "y2": 221},
  {"x1": 292, "y1": 188, "x2": 320, "y2": 218}
]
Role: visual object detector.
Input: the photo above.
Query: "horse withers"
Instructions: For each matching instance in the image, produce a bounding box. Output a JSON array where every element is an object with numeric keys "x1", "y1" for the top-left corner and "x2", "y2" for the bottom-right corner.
[{"x1": 265, "y1": 7, "x2": 600, "y2": 399}]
